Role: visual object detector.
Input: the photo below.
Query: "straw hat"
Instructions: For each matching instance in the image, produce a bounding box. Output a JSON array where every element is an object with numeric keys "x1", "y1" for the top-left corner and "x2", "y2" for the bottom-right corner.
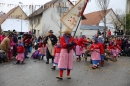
[{"x1": 59, "y1": 27, "x2": 72, "y2": 34}]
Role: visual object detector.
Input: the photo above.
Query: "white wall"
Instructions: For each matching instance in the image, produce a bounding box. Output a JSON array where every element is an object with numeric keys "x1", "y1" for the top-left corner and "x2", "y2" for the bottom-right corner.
[
  {"x1": 80, "y1": 30, "x2": 99, "y2": 38},
  {"x1": 41, "y1": 0, "x2": 79, "y2": 37},
  {"x1": 99, "y1": 10, "x2": 122, "y2": 35},
  {"x1": 2, "y1": 19, "x2": 29, "y2": 32}
]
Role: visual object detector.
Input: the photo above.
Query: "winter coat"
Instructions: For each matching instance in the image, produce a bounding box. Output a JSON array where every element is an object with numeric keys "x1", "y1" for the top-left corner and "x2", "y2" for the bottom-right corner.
[
  {"x1": 44, "y1": 35, "x2": 57, "y2": 46},
  {"x1": 0, "y1": 37, "x2": 10, "y2": 52}
]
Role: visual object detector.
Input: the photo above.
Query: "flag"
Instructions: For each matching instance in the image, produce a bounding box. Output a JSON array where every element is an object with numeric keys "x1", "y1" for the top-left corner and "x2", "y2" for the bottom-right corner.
[{"x1": 60, "y1": 0, "x2": 89, "y2": 30}]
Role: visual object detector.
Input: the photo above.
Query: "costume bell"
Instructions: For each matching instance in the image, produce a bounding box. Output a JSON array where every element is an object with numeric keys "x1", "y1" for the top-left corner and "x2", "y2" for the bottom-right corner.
[{"x1": 56, "y1": 28, "x2": 76, "y2": 80}]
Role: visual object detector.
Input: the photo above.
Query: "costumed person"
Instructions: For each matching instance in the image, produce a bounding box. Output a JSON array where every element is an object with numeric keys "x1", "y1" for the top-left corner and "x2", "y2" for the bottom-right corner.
[
  {"x1": 51, "y1": 42, "x2": 61, "y2": 70},
  {"x1": 43, "y1": 30, "x2": 58, "y2": 64},
  {"x1": 38, "y1": 43, "x2": 46, "y2": 60},
  {"x1": 0, "y1": 34, "x2": 12, "y2": 62},
  {"x1": 98, "y1": 36, "x2": 105, "y2": 67},
  {"x1": 109, "y1": 42, "x2": 121, "y2": 61},
  {"x1": 75, "y1": 38, "x2": 82, "y2": 61},
  {"x1": 76, "y1": 35, "x2": 88, "y2": 61},
  {"x1": 84, "y1": 34, "x2": 98, "y2": 63},
  {"x1": 16, "y1": 40, "x2": 25, "y2": 64},
  {"x1": 13, "y1": 30, "x2": 18, "y2": 57},
  {"x1": 23, "y1": 33, "x2": 32, "y2": 58},
  {"x1": 8, "y1": 37, "x2": 15, "y2": 61},
  {"x1": 89, "y1": 37, "x2": 102, "y2": 69},
  {"x1": 107, "y1": 29, "x2": 111, "y2": 37},
  {"x1": 56, "y1": 28, "x2": 76, "y2": 80},
  {"x1": 34, "y1": 37, "x2": 38, "y2": 50},
  {"x1": 0, "y1": 32, "x2": 6, "y2": 43}
]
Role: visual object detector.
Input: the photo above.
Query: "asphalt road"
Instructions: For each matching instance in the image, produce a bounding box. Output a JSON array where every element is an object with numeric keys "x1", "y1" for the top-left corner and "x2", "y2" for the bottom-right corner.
[{"x1": 0, "y1": 53, "x2": 130, "y2": 86}]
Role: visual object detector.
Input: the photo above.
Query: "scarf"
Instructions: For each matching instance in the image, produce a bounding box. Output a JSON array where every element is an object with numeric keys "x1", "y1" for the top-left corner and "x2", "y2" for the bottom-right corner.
[{"x1": 63, "y1": 34, "x2": 71, "y2": 44}]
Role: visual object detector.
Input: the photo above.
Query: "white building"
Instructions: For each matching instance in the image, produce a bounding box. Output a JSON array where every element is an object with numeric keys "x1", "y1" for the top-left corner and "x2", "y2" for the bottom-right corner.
[
  {"x1": 126, "y1": 0, "x2": 130, "y2": 14},
  {"x1": 28, "y1": 0, "x2": 74, "y2": 37},
  {"x1": 81, "y1": 9, "x2": 122, "y2": 36},
  {"x1": 0, "y1": 6, "x2": 28, "y2": 32}
]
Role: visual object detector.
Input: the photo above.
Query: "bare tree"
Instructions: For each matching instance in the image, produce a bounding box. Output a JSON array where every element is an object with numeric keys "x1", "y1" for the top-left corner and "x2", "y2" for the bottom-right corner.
[
  {"x1": 41, "y1": 24, "x2": 50, "y2": 36},
  {"x1": 28, "y1": 5, "x2": 39, "y2": 33},
  {"x1": 110, "y1": 9, "x2": 125, "y2": 30},
  {"x1": 51, "y1": 9, "x2": 63, "y2": 35},
  {"x1": 96, "y1": 0, "x2": 110, "y2": 37}
]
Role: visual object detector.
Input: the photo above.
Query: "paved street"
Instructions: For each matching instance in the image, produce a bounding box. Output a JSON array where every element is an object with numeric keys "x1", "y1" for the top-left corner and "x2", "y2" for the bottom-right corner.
[{"x1": 0, "y1": 53, "x2": 130, "y2": 86}]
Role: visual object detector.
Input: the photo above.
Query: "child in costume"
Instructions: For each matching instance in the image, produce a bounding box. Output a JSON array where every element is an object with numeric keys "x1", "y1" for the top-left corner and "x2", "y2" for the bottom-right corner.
[
  {"x1": 109, "y1": 42, "x2": 121, "y2": 61},
  {"x1": 38, "y1": 43, "x2": 46, "y2": 60},
  {"x1": 76, "y1": 35, "x2": 88, "y2": 61},
  {"x1": 89, "y1": 38, "x2": 102, "y2": 69},
  {"x1": 8, "y1": 38, "x2": 15, "y2": 61},
  {"x1": 16, "y1": 40, "x2": 25, "y2": 64},
  {"x1": 51, "y1": 42, "x2": 61, "y2": 70}
]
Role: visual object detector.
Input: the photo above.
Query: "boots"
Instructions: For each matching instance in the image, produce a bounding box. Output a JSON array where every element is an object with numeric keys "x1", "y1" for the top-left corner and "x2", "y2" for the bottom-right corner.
[
  {"x1": 51, "y1": 66, "x2": 56, "y2": 70},
  {"x1": 16, "y1": 60, "x2": 20, "y2": 64}
]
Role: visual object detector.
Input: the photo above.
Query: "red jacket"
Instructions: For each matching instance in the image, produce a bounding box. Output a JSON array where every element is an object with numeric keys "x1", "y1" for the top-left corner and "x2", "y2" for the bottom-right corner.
[
  {"x1": 54, "y1": 46, "x2": 61, "y2": 56},
  {"x1": 89, "y1": 43, "x2": 103, "y2": 54},
  {"x1": 77, "y1": 38, "x2": 88, "y2": 46},
  {"x1": 99, "y1": 43, "x2": 104, "y2": 54},
  {"x1": 109, "y1": 45, "x2": 122, "y2": 50},
  {"x1": 116, "y1": 39, "x2": 122, "y2": 46},
  {"x1": 60, "y1": 36, "x2": 75, "y2": 49},
  {"x1": 17, "y1": 45, "x2": 25, "y2": 53}
]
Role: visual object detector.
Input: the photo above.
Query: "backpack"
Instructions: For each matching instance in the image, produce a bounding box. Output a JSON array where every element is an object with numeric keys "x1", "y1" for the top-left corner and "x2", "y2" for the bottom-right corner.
[{"x1": 31, "y1": 50, "x2": 39, "y2": 59}]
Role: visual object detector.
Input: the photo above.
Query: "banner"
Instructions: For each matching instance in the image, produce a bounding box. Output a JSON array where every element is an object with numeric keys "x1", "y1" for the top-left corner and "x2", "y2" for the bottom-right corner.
[{"x1": 60, "y1": 0, "x2": 89, "y2": 30}]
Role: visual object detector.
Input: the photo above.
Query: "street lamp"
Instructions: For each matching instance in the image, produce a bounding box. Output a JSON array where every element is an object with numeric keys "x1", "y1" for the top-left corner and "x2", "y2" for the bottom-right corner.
[{"x1": 19, "y1": 2, "x2": 23, "y2": 33}]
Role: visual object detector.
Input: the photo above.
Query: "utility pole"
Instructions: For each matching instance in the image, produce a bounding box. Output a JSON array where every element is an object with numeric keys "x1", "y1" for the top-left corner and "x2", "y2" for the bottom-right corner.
[
  {"x1": 59, "y1": 0, "x2": 62, "y2": 36},
  {"x1": 31, "y1": 3, "x2": 34, "y2": 35},
  {"x1": 125, "y1": 0, "x2": 128, "y2": 35},
  {"x1": 19, "y1": 2, "x2": 23, "y2": 33}
]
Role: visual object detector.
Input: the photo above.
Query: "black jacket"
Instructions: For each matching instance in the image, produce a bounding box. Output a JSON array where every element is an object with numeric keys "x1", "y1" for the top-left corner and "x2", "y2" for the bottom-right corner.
[
  {"x1": 13, "y1": 35, "x2": 18, "y2": 43},
  {"x1": 44, "y1": 35, "x2": 57, "y2": 46}
]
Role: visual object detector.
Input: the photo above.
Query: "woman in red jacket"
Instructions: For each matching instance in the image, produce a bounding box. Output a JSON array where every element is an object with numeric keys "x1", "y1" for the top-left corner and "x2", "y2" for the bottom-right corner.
[
  {"x1": 76, "y1": 35, "x2": 88, "y2": 61},
  {"x1": 56, "y1": 30, "x2": 76, "y2": 80},
  {"x1": 109, "y1": 42, "x2": 121, "y2": 61},
  {"x1": 89, "y1": 38, "x2": 102, "y2": 69}
]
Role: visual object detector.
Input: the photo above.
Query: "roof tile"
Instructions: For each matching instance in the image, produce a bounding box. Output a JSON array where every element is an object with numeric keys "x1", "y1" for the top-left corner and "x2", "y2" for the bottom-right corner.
[{"x1": 82, "y1": 9, "x2": 111, "y2": 25}]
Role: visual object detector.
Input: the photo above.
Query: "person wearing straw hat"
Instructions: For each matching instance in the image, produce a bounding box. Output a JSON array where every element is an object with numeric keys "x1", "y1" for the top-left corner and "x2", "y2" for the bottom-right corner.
[
  {"x1": 43, "y1": 30, "x2": 58, "y2": 64},
  {"x1": 56, "y1": 27, "x2": 76, "y2": 80}
]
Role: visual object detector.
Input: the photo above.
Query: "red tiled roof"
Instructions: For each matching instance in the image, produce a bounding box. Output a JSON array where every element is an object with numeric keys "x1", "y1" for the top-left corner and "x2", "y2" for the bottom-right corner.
[
  {"x1": 28, "y1": 0, "x2": 73, "y2": 18},
  {"x1": 82, "y1": 9, "x2": 111, "y2": 25}
]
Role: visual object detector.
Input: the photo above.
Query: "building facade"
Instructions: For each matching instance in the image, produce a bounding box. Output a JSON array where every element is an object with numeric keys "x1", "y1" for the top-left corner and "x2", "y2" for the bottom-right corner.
[
  {"x1": 28, "y1": 0, "x2": 74, "y2": 37},
  {"x1": 126, "y1": 0, "x2": 130, "y2": 14}
]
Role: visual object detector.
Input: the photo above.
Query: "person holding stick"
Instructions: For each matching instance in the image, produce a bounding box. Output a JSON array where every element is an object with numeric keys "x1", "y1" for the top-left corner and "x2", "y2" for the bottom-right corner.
[{"x1": 56, "y1": 28, "x2": 76, "y2": 80}]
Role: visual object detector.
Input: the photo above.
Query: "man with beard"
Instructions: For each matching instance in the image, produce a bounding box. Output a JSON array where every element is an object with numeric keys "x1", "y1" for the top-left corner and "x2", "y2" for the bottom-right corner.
[{"x1": 44, "y1": 30, "x2": 57, "y2": 64}]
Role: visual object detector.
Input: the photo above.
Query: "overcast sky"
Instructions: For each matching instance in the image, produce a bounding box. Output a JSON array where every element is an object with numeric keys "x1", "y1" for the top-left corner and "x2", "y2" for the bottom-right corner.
[{"x1": 0, "y1": 0, "x2": 126, "y2": 15}]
